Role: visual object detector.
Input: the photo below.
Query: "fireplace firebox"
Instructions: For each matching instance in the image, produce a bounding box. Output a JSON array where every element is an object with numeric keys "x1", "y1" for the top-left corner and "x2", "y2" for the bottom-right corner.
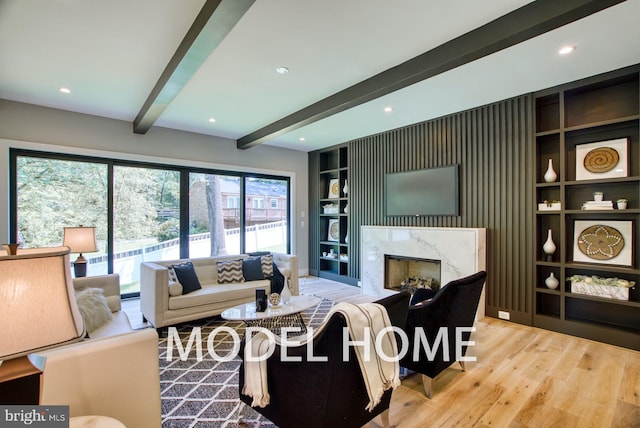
[{"x1": 384, "y1": 255, "x2": 441, "y2": 292}]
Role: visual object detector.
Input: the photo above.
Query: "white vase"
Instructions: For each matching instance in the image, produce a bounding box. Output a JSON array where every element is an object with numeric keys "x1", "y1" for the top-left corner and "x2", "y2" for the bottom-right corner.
[
  {"x1": 545, "y1": 272, "x2": 559, "y2": 290},
  {"x1": 544, "y1": 159, "x2": 557, "y2": 183},
  {"x1": 342, "y1": 180, "x2": 349, "y2": 196},
  {"x1": 543, "y1": 229, "x2": 556, "y2": 256},
  {"x1": 280, "y1": 278, "x2": 292, "y2": 304}
]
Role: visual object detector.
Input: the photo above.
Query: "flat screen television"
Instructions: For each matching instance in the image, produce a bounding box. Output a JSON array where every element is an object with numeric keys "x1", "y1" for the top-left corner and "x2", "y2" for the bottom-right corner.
[{"x1": 384, "y1": 165, "x2": 459, "y2": 216}]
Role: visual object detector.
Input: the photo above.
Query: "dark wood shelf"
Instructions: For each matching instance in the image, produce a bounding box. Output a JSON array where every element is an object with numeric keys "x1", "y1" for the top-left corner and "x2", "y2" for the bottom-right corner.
[
  {"x1": 566, "y1": 293, "x2": 640, "y2": 308},
  {"x1": 564, "y1": 176, "x2": 640, "y2": 186},
  {"x1": 316, "y1": 145, "x2": 353, "y2": 285},
  {"x1": 535, "y1": 129, "x2": 561, "y2": 137},
  {"x1": 565, "y1": 209, "x2": 639, "y2": 214},
  {"x1": 563, "y1": 262, "x2": 640, "y2": 275},
  {"x1": 533, "y1": 66, "x2": 640, "y2": 350},
  {"x1": 535, "y1": 261, "x2": 562, "y2": 267},
  {"x1": 535, "y1": 288, "x2": 561, "y2": 295},
  {"x1": 563, "y1": 115, "x2": 640, "y2": 133}
]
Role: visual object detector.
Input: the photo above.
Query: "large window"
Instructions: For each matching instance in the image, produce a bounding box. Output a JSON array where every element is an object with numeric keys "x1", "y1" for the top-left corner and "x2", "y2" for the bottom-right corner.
[
  {"x1": 113, "y1": 166, "x2": 180, "y2": 294},
  {"x1": 244, "y1": 177, "x2": 288, "y2": 253},
  {"x1": 11, "y1": 150, "x2": 291, "y2": 296},
  {"x1": 15, "y1": 156, "x2": 108, "y2": 276},
  {"x1": 189, "y1": 173, "x2": 241, "y2": 257}
]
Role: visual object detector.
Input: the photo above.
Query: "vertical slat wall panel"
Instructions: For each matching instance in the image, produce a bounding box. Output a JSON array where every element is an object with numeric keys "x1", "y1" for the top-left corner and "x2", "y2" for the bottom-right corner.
[
  {"x1": 345, "y1": 94, "x2": 535, "y2": 321},
  {"x1": 308, "y1": 152, "x2": 320, "y2": 275}
]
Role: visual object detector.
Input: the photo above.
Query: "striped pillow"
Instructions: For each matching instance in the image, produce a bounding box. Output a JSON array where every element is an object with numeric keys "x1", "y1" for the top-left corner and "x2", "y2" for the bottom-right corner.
[
  {"x1": 217, "y1": 259, "x2": 245, "y2": 283},
  {"x1": 259, "y1": 254, "x2": 274, "y2": 277}
]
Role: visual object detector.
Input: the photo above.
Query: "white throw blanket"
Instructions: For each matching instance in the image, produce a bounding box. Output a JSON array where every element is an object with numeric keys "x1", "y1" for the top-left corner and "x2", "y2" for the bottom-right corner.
[{"x1": 242, "y1": 302, "x2": 401, "y2": 411}]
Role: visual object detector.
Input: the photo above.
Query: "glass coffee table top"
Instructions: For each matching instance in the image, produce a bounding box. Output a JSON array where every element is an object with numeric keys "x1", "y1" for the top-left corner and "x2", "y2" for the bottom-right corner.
[{"x1": 221, "y1": 295, "x2": 322, "y2": 321}]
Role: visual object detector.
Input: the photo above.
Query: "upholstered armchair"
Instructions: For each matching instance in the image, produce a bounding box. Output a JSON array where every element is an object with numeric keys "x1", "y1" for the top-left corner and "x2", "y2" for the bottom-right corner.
[
  {"x1": 400, "y1": 271, "x2": 487, "y2": 398},
  {"x1": 238, "y1": 292, "x2": 410, "y2": 428}
]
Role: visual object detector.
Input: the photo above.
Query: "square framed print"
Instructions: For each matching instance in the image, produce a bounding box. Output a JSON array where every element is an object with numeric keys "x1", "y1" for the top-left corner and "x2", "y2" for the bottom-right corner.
[
  {"x1": 327, "y1": 219, "x2": 340, "y2": 241},
  {"x1": 575, "y1": 138, "x2": 628, "y2": 181},
  {"x1": 573, "y1": 220, "x2": 632, "y2": 266},
  {"x1": 327, "y1": 179, "x2": 340, "y2": 199}
]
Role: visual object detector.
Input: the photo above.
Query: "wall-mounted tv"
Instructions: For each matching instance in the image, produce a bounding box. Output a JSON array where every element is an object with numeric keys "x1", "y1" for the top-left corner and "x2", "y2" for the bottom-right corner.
[{"x1": 384, "y1": 165, "x2": 459, "y2": 216}]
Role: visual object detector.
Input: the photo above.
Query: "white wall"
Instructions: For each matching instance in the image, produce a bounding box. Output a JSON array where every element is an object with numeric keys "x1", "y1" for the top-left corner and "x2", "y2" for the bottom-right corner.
[{"x1": 0, "y1": 99, "x2": 309, "y2": 273}]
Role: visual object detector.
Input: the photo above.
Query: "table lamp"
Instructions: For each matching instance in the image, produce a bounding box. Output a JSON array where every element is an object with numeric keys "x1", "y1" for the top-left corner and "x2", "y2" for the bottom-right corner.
[
  {"x1": 0, "y1": 246, "x2": 86, "y2": 403},
  {"x1": 63, "y1": 226, "x2": 97, "y2": 277}
]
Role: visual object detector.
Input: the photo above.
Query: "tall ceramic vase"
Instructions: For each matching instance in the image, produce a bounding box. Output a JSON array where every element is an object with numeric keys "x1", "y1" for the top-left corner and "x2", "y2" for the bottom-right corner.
[
  {"x1": 280, "y1": 278, "x2": 292, "y2": 304},
  {"x1": 544, "y1": 159, "x2": 557, "y2": 183},
  {"x1": 543, "y1": 229, "x2": 556, "y2": 259}
]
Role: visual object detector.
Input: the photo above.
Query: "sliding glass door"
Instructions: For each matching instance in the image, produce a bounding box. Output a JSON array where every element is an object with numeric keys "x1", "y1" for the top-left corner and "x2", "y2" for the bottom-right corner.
[
  {"x1": 12, "y1": 150, "x2": 291, "y2": 296},
  {"x1": 244, "y1": 177, "x2": 288, "y2": 253},
  {"x1": 113, "y1": 166, "x2": 180, "y2": 294},
  {"x1": 15, "y1": 155, "x2": 108, "y2": 275},
  {"x1": 189, "y1": 173, "x2": 241, "y2": 257}
]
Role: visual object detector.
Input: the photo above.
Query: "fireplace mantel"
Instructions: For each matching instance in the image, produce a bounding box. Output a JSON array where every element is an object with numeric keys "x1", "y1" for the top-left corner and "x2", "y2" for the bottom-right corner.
[{"x1": 360, "y1": 226, "x2": 487, "y2": 319}]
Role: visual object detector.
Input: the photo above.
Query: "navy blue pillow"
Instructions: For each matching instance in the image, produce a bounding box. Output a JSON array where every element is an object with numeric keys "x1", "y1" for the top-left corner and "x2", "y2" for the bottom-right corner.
[
  {"x1": 242, "y1": 257, "x2": 265, "y2": 281},
  {"x1": 172, "y1": 262, "x2": 202, "y2": 294}
]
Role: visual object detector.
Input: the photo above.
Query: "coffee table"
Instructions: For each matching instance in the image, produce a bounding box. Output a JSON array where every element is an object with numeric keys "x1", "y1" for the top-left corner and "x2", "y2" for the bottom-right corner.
[{"x1": 221, "y1": 295, "x2": 322, "y2": 335}]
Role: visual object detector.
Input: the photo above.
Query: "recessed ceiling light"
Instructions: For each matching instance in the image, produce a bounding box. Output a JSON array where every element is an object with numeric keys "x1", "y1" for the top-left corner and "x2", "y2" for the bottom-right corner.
[
  {"x1": 299, "y1": 137, "x2": 305, "y2": 142},
  {"x1": 208, "y1": 118, "x2": 216, "y2": 123},
  {"x1": 276, "y1": 67, "x2": 289, "y2": 74},
  {"x1": 558, "y1": 45, "x2": 575, "y2": 55},
  {"x1": 384, "y1": 106, "x2": 393, "y2": 113},
  {"x1": 59, "y1": 87, "x2": 71, "y2": 94}
]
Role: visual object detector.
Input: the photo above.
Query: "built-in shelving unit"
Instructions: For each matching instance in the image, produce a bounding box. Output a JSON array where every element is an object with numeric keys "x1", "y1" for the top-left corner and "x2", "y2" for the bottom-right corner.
[
  {"x1": 533, "y1": 66, "x2": 640, "y2": 350},
  {"x1": 317, "y1": 145, "x2": 353, "y2": 284}
]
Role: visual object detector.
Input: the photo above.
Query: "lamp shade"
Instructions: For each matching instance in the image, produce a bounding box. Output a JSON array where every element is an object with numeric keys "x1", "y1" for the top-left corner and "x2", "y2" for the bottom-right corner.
[
  {"x1": 63, "y1": 226, "x2": 97, "y2": 253},
  {"x1": 0, "y1": 247, "x2": 85, "y2": 361}
]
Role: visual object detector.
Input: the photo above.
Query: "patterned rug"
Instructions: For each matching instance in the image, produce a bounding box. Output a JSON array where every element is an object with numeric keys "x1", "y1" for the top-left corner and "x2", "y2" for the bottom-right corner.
[{"x1": 159, "y1": 298, "x2": 335, "y2": 428}]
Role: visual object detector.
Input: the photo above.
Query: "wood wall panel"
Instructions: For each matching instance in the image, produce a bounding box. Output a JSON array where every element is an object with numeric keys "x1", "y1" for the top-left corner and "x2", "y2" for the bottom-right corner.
[
  {"x1": 326, "y1": 94, "x2": 534, "y2": 322},
  {"x1": 308, "y1": 151, "x2": 320, "y2": 275}
]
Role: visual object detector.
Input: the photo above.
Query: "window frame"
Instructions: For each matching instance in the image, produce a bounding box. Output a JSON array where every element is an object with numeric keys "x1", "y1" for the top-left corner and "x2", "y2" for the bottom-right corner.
[{"x1": 9, "y1": 149, "x2": 292, "y2": 298}]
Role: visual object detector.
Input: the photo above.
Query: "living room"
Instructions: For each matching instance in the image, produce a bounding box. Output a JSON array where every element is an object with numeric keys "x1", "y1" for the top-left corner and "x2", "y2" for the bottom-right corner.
[{"x1": 1, "y1": 1, "x2": 640, "y2": 427}]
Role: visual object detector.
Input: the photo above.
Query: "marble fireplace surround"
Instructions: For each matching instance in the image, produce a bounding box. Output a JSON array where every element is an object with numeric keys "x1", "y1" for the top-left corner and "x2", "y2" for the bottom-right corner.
[{"x1": 361, "y1": 226, "x2": 487, "y2": 319}]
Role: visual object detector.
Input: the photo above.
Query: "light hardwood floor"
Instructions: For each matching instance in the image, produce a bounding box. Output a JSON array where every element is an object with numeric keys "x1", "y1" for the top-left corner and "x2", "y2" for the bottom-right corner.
[{"x1": 123, "y1": 276, "x2": 640, "y2": 427}]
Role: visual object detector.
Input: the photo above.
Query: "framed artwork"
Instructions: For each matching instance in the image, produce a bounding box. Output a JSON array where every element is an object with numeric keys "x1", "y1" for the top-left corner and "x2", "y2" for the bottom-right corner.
[
  {"x1": 575, "y1": 138, "x2": 628, "y2": 181},
  {"x1": 327, "y1": 219, "x2": 340, "y2": 241},
  {"x1": 573, "y1": 220, "x2": 633, "y2": 266},
  {"x1": 327, "y1": 179, "x2": 340, "y2": 199}
]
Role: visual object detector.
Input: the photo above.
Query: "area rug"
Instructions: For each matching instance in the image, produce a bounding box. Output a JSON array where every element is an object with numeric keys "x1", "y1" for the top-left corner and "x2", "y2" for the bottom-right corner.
[{"x1": 159, "y1": 298, "x2": 335, "y2": 428}]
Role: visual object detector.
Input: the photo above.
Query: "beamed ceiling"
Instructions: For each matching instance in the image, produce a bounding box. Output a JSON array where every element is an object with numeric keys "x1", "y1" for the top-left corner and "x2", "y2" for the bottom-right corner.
[{"x1": 1, "y1": 0, "x2": 640, "y2": 152}]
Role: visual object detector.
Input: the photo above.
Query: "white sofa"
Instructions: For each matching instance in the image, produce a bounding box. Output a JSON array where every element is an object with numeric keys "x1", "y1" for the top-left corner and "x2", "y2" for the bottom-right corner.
[
  {"x1": 36, "y1": 274, "x2": 162, "y2": 428},
  {"x1": 140, "y1": 253, "x2": 299, "y2": 329}
]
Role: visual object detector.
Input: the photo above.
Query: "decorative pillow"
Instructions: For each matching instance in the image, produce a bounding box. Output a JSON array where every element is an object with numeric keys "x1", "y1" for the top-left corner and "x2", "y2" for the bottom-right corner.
[
  {"x1": 217, "y1": 259, "x2": 245, "y2": 283},
  {"x1": 172, "y1": 261, "x2": 202, "y2": 294},
  {"x1": 168, "y1": 266, "x2": 179, "y2": 283},
  {"x1": 168, "y1": 281, "x2": 183, "y2": 296},
  {"x1": 259, "y1": 254, "x2": 274, "y2": 277},
  {"x1": 242, "y1": 257, "x2": 265, "y2": 281},
  {"x1": 248, "y1": 252, "x2": 274, "y2": 277},
  {"x1": 75, "y1": 287, "x2": 113, "y2": 333}
]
